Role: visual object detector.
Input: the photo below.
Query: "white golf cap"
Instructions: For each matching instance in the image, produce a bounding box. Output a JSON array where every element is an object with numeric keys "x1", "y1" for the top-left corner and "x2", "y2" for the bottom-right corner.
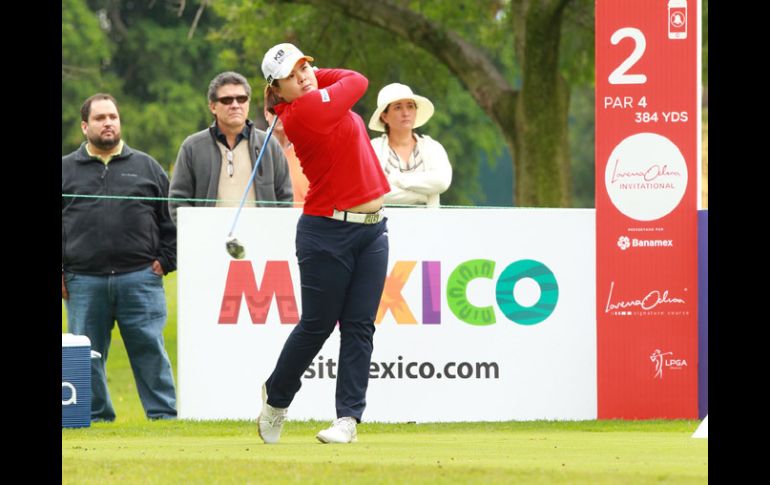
[
  {"x1": 262, "y1": 43, "x2": 314, "y2": 84},
  {"x1": 368, "y1": 83, "x2": 435, "y2": 132}
]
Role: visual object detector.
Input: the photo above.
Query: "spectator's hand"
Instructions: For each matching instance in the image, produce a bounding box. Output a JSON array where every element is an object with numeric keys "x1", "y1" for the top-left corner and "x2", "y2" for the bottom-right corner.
[
  {"x1": 61, "y1": 272, "x2": 69, "y2": 300},
  {"x1": 151, "y1": 260, "x2": 164, "y2": 276}
]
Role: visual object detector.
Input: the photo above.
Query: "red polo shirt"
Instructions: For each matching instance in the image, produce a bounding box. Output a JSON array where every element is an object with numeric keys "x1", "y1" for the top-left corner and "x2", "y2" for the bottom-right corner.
[{"x1": 274, "y1": 69, "x2": 390, "y2": 216}]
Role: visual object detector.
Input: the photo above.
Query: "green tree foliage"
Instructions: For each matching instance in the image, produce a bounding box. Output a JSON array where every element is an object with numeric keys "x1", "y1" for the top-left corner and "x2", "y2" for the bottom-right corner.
[
  {"x1": 62, "y1": 0, "x2": 118, "y2": 151},
  {"x1": 62, "y1": 0, "x2": 223, "y2": 169},
  {"x1": 63, "y1": 1, "x2": 704, "y2": 206},
  {"x1": 109, "y1": 21, "x2": 217, "y2": 168},
  {"x1": 62, "y1": 0, "x2": 596, "y2": 204},
  {"x1": 210, "y1": 0, "x2": 508, "y2": 205},
  {"x1": 568, "y1": 87, "x2": 595, "y2": 208},
  {"x1": 213, "y1": 0, "x2": 596, "y2": 207}
]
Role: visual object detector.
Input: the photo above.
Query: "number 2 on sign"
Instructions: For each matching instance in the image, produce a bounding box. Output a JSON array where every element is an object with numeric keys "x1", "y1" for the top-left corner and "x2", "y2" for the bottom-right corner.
[{"x1": 609, "y1": 27, "x2": 647, "y2": 85}]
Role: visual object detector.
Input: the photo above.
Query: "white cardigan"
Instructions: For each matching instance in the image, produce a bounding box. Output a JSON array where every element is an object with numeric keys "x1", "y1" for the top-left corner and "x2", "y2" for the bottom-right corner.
[{"x1": 370, "y1": 134, "x2": 453, "y2": 207}]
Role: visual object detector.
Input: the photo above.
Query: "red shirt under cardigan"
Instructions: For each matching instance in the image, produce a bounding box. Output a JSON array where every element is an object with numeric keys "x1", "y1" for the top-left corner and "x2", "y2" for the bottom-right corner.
[{"x1": 274, "y1": 68, "x2": 390, "y2": 216}]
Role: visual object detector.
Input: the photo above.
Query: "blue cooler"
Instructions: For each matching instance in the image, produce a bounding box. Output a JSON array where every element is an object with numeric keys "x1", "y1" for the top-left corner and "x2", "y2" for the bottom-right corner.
[{"x1": 62, "y1": 333, "x2": 92, "y2": 428}]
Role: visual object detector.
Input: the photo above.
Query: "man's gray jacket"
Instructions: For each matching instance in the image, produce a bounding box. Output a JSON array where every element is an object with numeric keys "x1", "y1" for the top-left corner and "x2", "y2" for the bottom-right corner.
[{"x1": 169, "y1": 120, "x2": 293, "y2": 223}]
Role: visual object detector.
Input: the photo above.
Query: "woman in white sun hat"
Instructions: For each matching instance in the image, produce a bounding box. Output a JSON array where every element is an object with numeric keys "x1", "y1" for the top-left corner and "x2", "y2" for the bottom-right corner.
[{"x1": 369, "y1": 83, "x2": 453, "y2": 207}]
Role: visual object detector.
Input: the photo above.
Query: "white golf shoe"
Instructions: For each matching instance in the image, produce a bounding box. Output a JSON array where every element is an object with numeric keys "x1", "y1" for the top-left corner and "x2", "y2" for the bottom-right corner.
[
  {"x1": 316, "y1": 417, "x2": 358, "y2": 444},
  {"x1": 257, "y1": 383, "x2": 287, "y2": 444}
]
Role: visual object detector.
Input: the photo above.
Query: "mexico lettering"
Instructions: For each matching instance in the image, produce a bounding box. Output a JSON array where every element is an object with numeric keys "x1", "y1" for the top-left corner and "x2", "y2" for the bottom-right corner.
[{"x1": 218, "y1": 259, "x2": 558, "y2": 326}]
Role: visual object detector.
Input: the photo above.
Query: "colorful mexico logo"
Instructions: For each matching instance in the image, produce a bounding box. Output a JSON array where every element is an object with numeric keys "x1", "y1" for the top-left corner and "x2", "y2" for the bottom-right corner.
[{"x1": 218, "y1": 259, "x2": 559, "y2": 326}]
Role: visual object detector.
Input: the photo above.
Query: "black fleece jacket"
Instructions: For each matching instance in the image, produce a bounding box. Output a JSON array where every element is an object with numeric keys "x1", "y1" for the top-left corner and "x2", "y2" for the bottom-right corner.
[{"x1": 62, "y1": 142, "x2": 176, "y2": 275}]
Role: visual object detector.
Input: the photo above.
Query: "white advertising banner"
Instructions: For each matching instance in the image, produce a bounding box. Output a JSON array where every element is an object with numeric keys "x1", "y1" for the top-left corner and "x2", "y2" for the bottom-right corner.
[{"x1": 178, "y1": 208, "x2": 596, "y2": 422}]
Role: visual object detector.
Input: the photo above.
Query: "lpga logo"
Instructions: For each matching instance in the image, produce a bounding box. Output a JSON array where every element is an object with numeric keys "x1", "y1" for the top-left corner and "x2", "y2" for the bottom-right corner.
[{"x1": 650, "y1": 349, "x2": 688, "y2": 379}]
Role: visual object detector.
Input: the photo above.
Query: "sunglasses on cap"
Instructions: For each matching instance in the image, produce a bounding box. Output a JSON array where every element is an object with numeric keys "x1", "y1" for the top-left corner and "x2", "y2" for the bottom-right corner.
[{"x1": 217, "y1": 95, "x2": 249, "y2": 105}]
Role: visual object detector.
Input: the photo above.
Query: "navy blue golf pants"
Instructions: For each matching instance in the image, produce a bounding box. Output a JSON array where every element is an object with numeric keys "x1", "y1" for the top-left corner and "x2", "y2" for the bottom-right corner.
[{"x1": 265, "y1": 214, "x2": 389, "y2": 421}]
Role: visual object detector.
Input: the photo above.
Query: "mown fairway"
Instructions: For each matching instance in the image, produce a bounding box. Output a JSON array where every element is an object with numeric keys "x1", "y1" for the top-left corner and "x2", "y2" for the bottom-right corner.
[
  {"x1": 62, "y1": 419, "x2": 707, "y2": 484},
  {"x1": 62, "y1": 274, "x2": 707, "y2": 484}
]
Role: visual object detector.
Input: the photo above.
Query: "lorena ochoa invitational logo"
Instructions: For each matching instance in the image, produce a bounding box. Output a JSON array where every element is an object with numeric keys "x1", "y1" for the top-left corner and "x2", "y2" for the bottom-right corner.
[
  {"x1": 650, "y1": 349, "x2": 688, "y2": 379},
  {"x1": 617, "y1": 235, "x2": 673, "y2": 251},
  {"x1": 604, "y1": 281, "x2": 688, "y2": 316},
  {"x1": 605, "y1": 133, "x2": 688, "y2": 221}
]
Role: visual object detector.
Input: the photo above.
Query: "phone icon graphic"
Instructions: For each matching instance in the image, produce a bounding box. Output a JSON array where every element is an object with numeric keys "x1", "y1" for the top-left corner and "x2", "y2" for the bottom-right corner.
[{"x1": 668, "y1": 0, "x2": 687, "y2": 39}]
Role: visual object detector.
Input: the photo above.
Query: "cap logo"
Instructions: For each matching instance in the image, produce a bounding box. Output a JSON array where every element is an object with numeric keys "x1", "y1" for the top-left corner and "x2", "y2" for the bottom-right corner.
[{"x1": 273, "y1": 49, "x2": 285, "y2": 63}]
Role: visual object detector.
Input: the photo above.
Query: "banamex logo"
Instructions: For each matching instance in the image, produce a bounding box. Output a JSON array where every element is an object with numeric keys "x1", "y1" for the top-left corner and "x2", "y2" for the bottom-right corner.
[{"x1": 617, "y1": 235, "x2": 673, "y2": 251}]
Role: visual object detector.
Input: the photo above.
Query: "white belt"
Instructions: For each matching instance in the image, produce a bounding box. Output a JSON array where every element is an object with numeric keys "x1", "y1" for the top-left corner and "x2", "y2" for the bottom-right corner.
[{"x1": 327, "y1": 208, "x2": 384, "y2": 224}]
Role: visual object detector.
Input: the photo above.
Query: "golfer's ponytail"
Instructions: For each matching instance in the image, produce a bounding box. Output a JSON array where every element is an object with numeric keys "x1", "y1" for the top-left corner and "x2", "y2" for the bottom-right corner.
[{"x1": 264, "y1": 84, "x2": 282, "y2": 114}]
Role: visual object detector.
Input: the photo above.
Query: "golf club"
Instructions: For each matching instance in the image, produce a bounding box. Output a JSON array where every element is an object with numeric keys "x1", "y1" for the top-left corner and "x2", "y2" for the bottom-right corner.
[{"x1": 225, "y1": 115, "x2": 279, "y2": 259}]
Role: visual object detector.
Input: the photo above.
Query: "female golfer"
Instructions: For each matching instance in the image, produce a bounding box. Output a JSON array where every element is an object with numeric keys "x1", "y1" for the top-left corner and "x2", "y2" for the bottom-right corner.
[{"x1": 257, "y1": 43, "x2": 390, "y2": 444}]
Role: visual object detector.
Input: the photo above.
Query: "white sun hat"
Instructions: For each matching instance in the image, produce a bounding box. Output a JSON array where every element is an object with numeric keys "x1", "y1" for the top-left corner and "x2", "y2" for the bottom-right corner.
[
  {"x1": 262, "y1": 43, "x2": 315, "y2": 84},
  {"x1": 368, "y1": 83, "x2": 435, "y2": 132}
]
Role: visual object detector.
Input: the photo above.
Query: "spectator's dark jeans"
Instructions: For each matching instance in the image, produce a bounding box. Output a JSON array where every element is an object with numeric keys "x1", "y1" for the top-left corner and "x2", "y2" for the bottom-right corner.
[{"x1": 65, "y1": 266, "x2": 177, "y2": 421}]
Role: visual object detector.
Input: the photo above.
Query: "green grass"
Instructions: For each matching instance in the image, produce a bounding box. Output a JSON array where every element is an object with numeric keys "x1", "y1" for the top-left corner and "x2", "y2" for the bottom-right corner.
[
  {"x1": 63, "y1": 420, "x2": 706, "y2": 484},
  {"x1": 62, "y1": 274, "x2": 707, "y2": 483}
]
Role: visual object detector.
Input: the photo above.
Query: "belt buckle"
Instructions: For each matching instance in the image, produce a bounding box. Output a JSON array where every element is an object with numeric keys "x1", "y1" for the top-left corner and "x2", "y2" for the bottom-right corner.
[{"x1": 363, "y1": 212, "x2": 380, "y2": 224}]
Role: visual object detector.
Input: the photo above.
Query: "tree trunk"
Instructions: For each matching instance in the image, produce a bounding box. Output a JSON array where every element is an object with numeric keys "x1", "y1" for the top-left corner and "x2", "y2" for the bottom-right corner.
[
  {"x1": 512, "y1": 0, "x2": 572, "y2": 206},
  {"x1": 276, "y1": 0, "x2": 572, "y2": 207}
]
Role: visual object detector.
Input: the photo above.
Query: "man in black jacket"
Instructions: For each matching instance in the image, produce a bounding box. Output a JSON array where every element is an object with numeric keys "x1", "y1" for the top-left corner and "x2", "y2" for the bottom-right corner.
[{"x1": 62, "y1": 93, "x2": 177, "y2": 422}]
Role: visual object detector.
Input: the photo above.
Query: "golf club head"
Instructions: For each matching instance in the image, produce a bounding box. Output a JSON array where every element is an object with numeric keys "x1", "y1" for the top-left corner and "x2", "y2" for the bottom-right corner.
[{"x1": 225, "y1": 236, "x2": 246, "y2": 259}]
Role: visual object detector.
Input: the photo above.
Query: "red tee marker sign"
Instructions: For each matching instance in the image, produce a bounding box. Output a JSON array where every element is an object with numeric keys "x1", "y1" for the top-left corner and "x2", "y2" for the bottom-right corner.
[{"x1": 595, "y1": 0, "x2": 701, "y2": 418}]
